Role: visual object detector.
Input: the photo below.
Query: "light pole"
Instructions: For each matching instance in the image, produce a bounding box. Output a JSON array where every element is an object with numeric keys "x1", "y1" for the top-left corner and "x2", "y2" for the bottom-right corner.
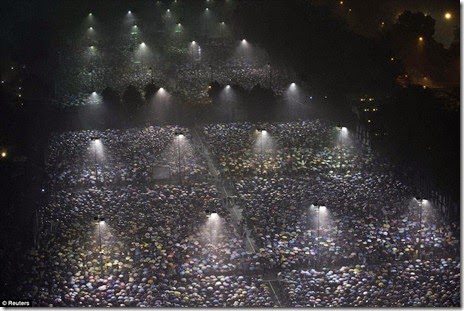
[
  {"x1": 176, "y1": 23, "x2": 182, "y2": 42},
  {"x1": 337, "y1": 125, "x2": 347, "y2": 145},
  {"x1": 206, "y1": 210, "x2": 217, "y2": 243},
  {"x1": 312, "y1": 203, "x2": 325, "y2": 270},
  {"x1": 175, "y1": 132, "x2": 184, "y2": 184},
  {"x1": 220, "y1": 21, "x2": 225, "y2": 38},
  {"x1": 91, "y1": 137, "x2": 101, "y2": 185},
  {"x1": 415, "y1": 197, "x2": 425, "y2": 257},
  {"x1": 94, "y1": 215, "x2": 105, "y2": 271},
  {"x1": 257, "y1": 128, "x2": 266, "y2": 174}
]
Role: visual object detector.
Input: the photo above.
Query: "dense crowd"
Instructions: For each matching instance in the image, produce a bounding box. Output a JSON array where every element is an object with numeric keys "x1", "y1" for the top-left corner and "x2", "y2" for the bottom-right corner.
[
  {"x1": 53, "y1": 10, "x2": 294, "y2": 108},
  {"x1": 19, "y1": 184, "x2": 274, "y2": 307},
  {"x1": 203, "y1": 120, "x2": 366, "y2": 177},
  {"x1": 201, "y1": 120, "x2": 460, "y2": 306},
  {"x1": 235, "y1": 176, "x2": 458, "y2": 269},
  {"x1": 280, "y1": 258, "x2": 460, "y2": 307},
  {"x1": 13, "y1": 120, "x2": 459, "y2": 307},
  {"x1": 46, "y1": 126, "x2": 210, "y2": 189}
]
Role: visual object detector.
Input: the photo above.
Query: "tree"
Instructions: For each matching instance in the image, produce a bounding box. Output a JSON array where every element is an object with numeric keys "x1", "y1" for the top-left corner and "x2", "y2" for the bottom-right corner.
[
  {"x1": 385, "y1": 11, "x2": 454, "y2": 87},
  {"x1": 144, "y1": 83, "x2": 160, "y2": 102},
  {"x1": 122, "y1": 85, "x2": 144, "y2": 114},
  {"x1": 101, "y1": 87, "x2": 120, "y2": 110}
]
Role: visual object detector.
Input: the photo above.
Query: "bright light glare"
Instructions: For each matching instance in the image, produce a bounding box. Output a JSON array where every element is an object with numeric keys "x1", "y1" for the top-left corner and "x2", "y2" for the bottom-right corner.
[
  {"x1": 226, "y1": 85, "x2": 230, "y2": 89},
  {"x1": 192, "y1": 40, "x2": 196, "y2": 44},
  {"x1": 445, "y1": 12, "x2": 452, "y2": 19},
  {"x1": 319, "y1": 206, "x2": 327, "y2": 212},
  {"x1": 99, "y1": 220, "x2": 105, "y2": 225},
  {"x1": 128, "y1": 10, "x2": 132, "y2": 14},
  {"x1": 1, "y1": 151, "x2": 6, "y2": 158},
  {"x1": 92, "y1": 91, "x2": 97, "y2": 95},
  {"x1": 140, "y1": 42, "x2": 146, "y2": 47},
  {"x1": 341, "y1": 126, "x2": 348, "y2": 133},
  {"x1": 419, "y1": 36, "x2": 423, "y2": 41},
  {"x1": 210, "y1": 212, "x2": 218, "y2": 220}
]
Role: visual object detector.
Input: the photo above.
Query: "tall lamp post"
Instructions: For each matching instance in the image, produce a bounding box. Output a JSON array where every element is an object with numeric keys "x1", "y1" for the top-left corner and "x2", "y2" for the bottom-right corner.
[
  {"x1": 175, "y1": 132, "x2": 184, "y2": 184},
  {"x1": 257, "y1": 128, "x2": 266, "y2": 175},
  {"x1": 94, "y1": 215, "x2": 105, "y2": 271},
  {"x1": 337, "y1": 125, "x2": 347, "y2": 145},
  {"x1": 91, "y1": 137, "x2": 101, "y2": 185},
  {"x1": 312, "y1": 203, "x2": 326, "y2": 270},
  {"x1": 205, "y1": 209, "x2": 217, "y2": 243},
  {"x1": 415, "y1": 197, "x2": 426, "y2": 257}
]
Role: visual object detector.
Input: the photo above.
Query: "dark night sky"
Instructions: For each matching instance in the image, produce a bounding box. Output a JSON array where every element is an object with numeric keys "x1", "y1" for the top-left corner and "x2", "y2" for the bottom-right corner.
[{"x1": 312, "y1": 0, "x2": 460, "y2": 46}]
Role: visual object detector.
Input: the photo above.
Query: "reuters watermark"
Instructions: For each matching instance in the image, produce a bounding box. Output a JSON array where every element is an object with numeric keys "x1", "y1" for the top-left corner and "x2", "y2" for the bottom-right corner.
[{"x1": 1, "y1": 300, "x2": 31, "y2": 307}]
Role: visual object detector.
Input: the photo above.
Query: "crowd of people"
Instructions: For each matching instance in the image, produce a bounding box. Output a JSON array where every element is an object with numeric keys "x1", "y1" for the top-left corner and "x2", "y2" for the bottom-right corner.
[
  {"x1": 19, "y1": 183, "x2": 275, "y2": 307},
  {"x1": 13, "y1": 119, "x2": 459, "y2": 306},
  {"x1": 234, "y1": 175, "x2": 458, "y2": 269},
  {"x1": 201, "y1": 120, "x2": 460, "y2": 305},
  {"x1": 280, "y1": 258, "x2": 460, "y2": 307},
  {"x1": 202, "y1": 120, "x2": 368, "y2": 177},
  {"x1": 46, "y1": 125, "x2": 209, "y2": 189},
  {"x1": 53, "y1": 7, "x2": 295, "y2": 108}
]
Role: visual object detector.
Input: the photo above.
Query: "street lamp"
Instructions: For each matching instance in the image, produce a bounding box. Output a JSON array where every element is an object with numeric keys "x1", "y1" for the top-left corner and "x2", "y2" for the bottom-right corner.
[
  {"x1": 205, "y1": 210, "x2": 218, "y2": 243},
  {"x1": 94, "y1": 216, "x2": 105, "y2": 253},
  {"x1": 220, "y1": 21, "x2": 225, "y2": 37},
  {"x1": 175, "y1": 132, "x2": 184, "y2": 184},
  {"x1": 257, "y1": 128, "x2": 267, "y2": 174},
  {"x1": 337, "y1": 125, "x2": 348, "y2": 145},
  {"x1": 94, "y1": 215, "x2": 105, "y2": 271},
  {"x1": 91, "y1": 137, "x2": 101, "y2": 184},
  {"x1": 415, "y1": 197, "x2": 426, "y2": 257},
  {"x1": 1, "y1": 151, "x2": 7, "y2": 158},
  {"x1": 312, "y1": 203, "x2": 326, "y2": 270}
]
